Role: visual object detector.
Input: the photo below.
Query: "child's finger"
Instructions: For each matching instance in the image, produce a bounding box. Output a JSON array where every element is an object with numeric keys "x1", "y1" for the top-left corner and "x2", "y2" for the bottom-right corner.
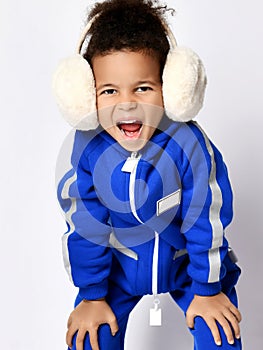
[
  {"x1": 75, "y1": 328, "x2": 86, "y2": 350},
  {"x1": 109, "y1": 318, "x2": 119, "y2": 336},
  {"x1": 185, "y1": 311, "x2": 195, "y2": 329},
  {"x1": 230, "y1": 304, "x2": 242, "y2": 323},
  {"x1": 186, "y1": 318, "x2": 194, "y2": 329},
  {"x1": 67, "y1": 315, "x2": 72, "y2": 328},
  {"x1": 89, "y1": 328, "x2": 100, "y2": 350},
  {"x1": 66, "y1": 326, "x2": 78, "y2": 348},
  {"x1": 224, "y1": 309, "x2": 241, "y2": 340},
  {"x1": 217, "y1": 314, "x2": 235, "y2": 345},
  {"x1": 205, "y1": 317, "x2": 222, "y2": 346}
]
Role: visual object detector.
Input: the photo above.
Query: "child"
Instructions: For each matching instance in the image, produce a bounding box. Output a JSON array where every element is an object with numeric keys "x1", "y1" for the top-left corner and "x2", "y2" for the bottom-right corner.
[{"x1": 54, "y1": 1, "x2": 242, "y2": 349}]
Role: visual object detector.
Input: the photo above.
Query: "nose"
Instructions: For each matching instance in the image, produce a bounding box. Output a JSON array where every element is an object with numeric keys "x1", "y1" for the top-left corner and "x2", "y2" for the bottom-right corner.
[{"x1": 117, "y1": 101, "x2": 137, "y2": 111}]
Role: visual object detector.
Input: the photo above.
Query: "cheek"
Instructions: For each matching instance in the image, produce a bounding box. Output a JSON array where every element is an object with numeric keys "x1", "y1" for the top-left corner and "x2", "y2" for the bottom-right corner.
[
  {"x1": 158, "y1": 91, "x2": 164, "y2": 107},
  {"x1": 97, "y1": 96, "x2": 117, "y2": 112},
  {"x1": 150, "y1": 90, "x2": 164, "y2": 108},
  {"x1": 96, "y1": 96, "x2": 106, "y2": 110},
  {"x1": 143, "y1": 103, "x2": 164, "y2": 128},
  {"x1": 97, "y1": 104, "x2": 116, "y2": 128}
]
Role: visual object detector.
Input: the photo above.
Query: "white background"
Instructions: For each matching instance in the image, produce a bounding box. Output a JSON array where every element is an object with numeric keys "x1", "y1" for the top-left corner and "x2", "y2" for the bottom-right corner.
[{"x1": 0, "y1": 0, "x2": 262, "y2": 349}]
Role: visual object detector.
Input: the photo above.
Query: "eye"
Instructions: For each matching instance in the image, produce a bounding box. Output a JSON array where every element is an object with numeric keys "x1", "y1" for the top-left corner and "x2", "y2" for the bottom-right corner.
[
  {"x1": 136, "y1": 86, "x2": 153, "y2": 93},
  {"x1": 101, "y1": 89, "x2": 117, "y2": 95}
]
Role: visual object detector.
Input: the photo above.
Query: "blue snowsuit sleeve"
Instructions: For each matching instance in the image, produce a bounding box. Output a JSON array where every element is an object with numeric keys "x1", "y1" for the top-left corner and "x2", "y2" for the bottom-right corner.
[
  {"x1": 180, "y1": 123, "x2": 233, "y2": 296},
  {"x1": 57, "y1": 130, "x2": 112, "y2": 300}
]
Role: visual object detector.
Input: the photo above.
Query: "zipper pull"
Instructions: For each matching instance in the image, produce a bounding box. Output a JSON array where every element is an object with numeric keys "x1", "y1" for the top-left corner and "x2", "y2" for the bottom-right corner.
[
  {"x1": 130, "y1": 151, "x2": 138, "y2": 159},
  {"x1": 149, "y1": 296, "x2": 162, "y2": 326},
  {"x1": 121, "y1": 152, "x2": 141, "y2": 173}
]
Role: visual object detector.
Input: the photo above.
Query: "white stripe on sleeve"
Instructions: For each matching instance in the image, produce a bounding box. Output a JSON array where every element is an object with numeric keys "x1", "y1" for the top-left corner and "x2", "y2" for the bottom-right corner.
[
  {"x1": 60, "y1": 172, "x2": 77, "y2": 283},
  {"x1": 195, "y1": 123, "x2": 224, "y2": 283}
]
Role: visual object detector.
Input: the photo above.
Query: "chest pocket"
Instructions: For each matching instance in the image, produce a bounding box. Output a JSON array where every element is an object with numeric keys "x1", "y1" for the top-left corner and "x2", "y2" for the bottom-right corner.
[{"x1": 156, "y1": 189, "x2": 181, "y2": 216}]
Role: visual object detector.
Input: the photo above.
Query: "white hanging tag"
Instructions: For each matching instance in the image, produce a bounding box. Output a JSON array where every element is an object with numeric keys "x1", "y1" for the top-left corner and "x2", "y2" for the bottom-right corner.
[
  {"x1": 149, "y1": 298, "x2": 162, "y2": 326},
  {"x1": 121, "y1": 157, "x2": 138, "y2": 173}
]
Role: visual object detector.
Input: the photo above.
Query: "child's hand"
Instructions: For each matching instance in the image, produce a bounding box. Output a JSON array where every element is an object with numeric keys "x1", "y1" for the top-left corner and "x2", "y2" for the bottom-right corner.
[
  {"x1": 66, "y1": 298, "x2": 119, "y2": 350},
  {"x1": 186, "y1": 292, "x2": 241, "y2": 346}
]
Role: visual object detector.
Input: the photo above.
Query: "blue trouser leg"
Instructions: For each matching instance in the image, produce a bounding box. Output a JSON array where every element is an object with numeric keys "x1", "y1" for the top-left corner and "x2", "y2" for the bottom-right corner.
[
  {"x1": 69, "y1": 314, "x2": 129, "y2": 350},
  {"x1": 68, "y1": 253, "x2": 241, "y2": 349},
  {"x1": 187, "y1": 288, "x2": 242, "y2": 350},
  {"x1": 69, "y1": 282, "x2": 141, "y2": 350},
  {"x1": 170, "y1": 254, "x2": 242, "y2": 350},
  {"x1": 190, "y1": 315, "x2": 242, "y2": 350}
]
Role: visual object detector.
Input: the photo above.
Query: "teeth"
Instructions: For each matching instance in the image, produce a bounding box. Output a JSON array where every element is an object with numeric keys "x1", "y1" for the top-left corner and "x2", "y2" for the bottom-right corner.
[
  {"x1": 117, "y1": 120, "x2": 142, "y2": 125},
  {"x1": 119, "y1": 129, "x2": 139, "y2": 137},
  {"x1": 120, "y1": 129, "x2": 133, "y2": 135},
  {"x1": 117, "y1": 120, "x2": 143, "y2": 138},
  {"x1": 126, "y1": 131, "x2": 135, "y2": 137}
]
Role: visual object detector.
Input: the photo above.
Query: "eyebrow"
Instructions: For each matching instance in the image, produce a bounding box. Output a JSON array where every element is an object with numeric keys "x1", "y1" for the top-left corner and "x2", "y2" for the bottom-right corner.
[
  {"x1": 136, "y1": 80, "x2": 160, "y2": 86},
  {"x1": 96, "y1": 80, "x2": 160, "y2": 90},
  {"x1": 96, "y1": 83, "x2": 119, "y2": 90}
]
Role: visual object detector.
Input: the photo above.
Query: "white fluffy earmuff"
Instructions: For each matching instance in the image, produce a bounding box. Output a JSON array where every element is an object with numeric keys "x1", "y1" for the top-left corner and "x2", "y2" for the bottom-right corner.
[
  {"x1": 52, "y1": 16, "x2": 98, "y2": 130},
  {"x1": 161, "y1": 23, "x2": 207, "y2": 122},
  {"x1": 52, "y1": 15, "x2": 207, "y2": 130}
]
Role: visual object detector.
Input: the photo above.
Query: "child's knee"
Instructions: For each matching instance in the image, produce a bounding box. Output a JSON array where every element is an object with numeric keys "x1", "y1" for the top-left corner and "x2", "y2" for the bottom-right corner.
[
  {"x1": 70, "y1": 324, "x2": 123, "y2": 350},
  {"x1": 97, "y1": 324, "x2": 123, "y2": 350},
  {"x1": 70, "y1": 312, "x2": 131, "y2": 350},
  {"x1": 189, "y1": 316, "x2": 242, "y2": 350}
]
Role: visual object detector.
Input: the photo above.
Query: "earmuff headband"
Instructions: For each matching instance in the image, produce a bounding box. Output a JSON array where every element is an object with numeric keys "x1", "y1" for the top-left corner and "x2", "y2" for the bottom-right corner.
[
  {"x1": 161, "y1": 21, "x2": 177, "y2": 50},
  {"x1": 76, "y1": 14, "x2": 101, "y2": 55},
  {"x1": 76, "y1": 14, "x2": 178, "y2": 55}
]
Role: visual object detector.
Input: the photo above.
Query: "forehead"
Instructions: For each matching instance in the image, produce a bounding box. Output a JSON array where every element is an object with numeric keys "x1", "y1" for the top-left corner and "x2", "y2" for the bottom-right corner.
[{"x1": 92, "y1": 50, "x2": 161, "y2": 83}]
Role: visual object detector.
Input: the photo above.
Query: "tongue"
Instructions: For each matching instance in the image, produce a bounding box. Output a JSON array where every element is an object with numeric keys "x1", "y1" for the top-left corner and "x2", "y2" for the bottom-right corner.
[{"x1": 120, "y1": 123, "x2": 141, "y2": 132}]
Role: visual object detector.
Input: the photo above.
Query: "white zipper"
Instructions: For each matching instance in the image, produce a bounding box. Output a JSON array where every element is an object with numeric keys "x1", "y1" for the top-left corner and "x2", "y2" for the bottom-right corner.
[
  {"x1": 121, "y1": 152, "x2": 143, "y2": 224},
  {"x1": 129, "y1": 152, "x2": 144, "y2": 224},
  {"x1": 151, "y1": 231, "x2": 161, "y2": 326},
  {"x1": 122, "y1": 152, "x2": 161, "y2": 325},
  {"x1": 121, "y1": 151, "x2": 143, "y2": 223},
  {"x1": 152, "y1": 231, "x2": 159, "y2": 296}
]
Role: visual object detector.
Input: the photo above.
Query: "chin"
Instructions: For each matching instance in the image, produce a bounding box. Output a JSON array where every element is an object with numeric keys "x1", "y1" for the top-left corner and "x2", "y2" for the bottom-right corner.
[{"x1": 118, "y1": 138, "x2": 148, "y2": 152}]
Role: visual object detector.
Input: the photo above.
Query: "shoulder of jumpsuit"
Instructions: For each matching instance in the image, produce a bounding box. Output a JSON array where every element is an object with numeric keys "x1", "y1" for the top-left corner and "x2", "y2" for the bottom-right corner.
[
  {"x1": 184, "y1": 122, "x2": 231, "y2": 182},
  {"x1": 149, "y1": 116, "x2": 215, "y2": 165},
  {"x1": 187, "y1": 121, "x2": 227, "y2": 166}
]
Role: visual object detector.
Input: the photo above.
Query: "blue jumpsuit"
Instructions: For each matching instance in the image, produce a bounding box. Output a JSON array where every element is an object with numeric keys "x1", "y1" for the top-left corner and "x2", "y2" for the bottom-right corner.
[{"x1": 57, "y1": 116, "x2": 241, "y2": 349}]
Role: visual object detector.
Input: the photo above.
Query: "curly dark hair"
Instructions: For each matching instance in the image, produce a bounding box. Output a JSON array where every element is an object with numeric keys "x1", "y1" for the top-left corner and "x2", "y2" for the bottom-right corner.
[{"x1": 83, "y1": 0, "x2": 174, "y2": 75}]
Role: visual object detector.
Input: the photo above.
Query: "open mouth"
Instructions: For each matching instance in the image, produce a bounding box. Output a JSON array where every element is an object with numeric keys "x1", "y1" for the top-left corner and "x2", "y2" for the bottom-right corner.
[{"x1": 117, "y1": 120, "x2": 143, "y2": 138}]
